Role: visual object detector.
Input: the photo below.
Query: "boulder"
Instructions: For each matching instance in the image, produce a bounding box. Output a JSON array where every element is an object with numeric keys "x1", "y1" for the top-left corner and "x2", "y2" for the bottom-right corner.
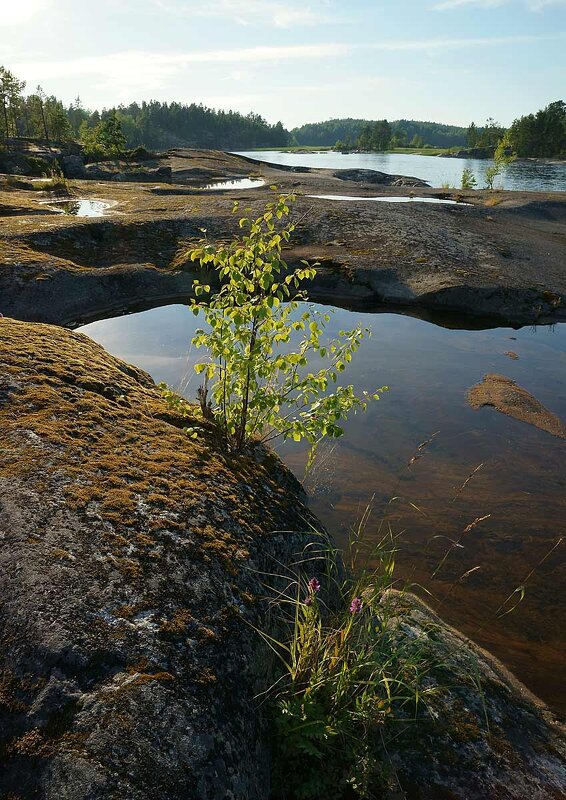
[
  {"x1": 61, "y1": 154, "x2": 86, "y2": 179},
  {"x1": 378, "y1": 595, "x2": 566, "y2": 800},
  {"x1": 333, "y1": 168, "x2": 428, "y2": 187}
]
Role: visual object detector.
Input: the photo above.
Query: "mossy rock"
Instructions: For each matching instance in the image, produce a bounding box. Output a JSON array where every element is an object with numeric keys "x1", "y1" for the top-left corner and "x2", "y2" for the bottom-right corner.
[{"x1": 0, "y1": 318, "x2": 319, "y2": 799}]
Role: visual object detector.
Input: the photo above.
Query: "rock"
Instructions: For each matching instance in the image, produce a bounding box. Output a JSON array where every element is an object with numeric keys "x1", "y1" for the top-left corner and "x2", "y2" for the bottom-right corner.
[
  {"x1": 440, "y1": 147, "x2": 493, "y2": 159},
  {"x1": 468, "y1": 373, "x2": 566, "y2": 438},
  {"x1": 379, "y1": 594, "x2": 566, "y2": 800},
  {"x1": 61, "y1": 155, "x2": 86, "y2": 179},
  {"x1": 333, "y1": 168, "x2": 428, "y2": 187},
  {"x1": 0, "y1": 318, "x2": 320, "y2": 800},
  {"x1": 85, "y1": 163, "x2": 172, "y2": 183}
]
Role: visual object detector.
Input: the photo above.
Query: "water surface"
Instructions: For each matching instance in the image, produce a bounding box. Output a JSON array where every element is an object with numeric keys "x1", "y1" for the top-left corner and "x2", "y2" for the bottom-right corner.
[
  {"x1": 200, "y1": 178, "x2": 265, "y2": 190},
  {"x1": 81, "y1": 304, "x2": 566, "y2": 713},
  {"x1": 309, "y1": 194, "x2": 468, "y2": 205},
  {"x1": 43, "y1": 199, "x2": 111, "y2": 217},
  {"x1": 237, "y1": 150, "x2": 566, "y2": 192}
]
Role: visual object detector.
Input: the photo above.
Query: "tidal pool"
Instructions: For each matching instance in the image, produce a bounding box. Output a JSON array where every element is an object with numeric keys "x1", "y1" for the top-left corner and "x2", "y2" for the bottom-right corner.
[
  {"x1": 81, "y1": 303, "x2": 566, "y2": 714},
  {"x1": 43, "y1": 199, "x2": 111, "y2": 217}
]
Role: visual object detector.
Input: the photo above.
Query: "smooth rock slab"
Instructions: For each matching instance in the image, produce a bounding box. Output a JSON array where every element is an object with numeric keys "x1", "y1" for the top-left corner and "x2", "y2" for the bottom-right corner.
[{"x1": 0, "y1": 318, "x2": 319, "y2": 800}]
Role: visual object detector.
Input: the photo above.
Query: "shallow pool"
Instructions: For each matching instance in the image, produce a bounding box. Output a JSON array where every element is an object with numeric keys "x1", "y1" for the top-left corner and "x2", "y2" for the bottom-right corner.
[
  {"x1": 80, "y1": 302, "x2": 566, "y2": 714},
  {"x1": 199, "y1": 178, "x2": 265, "y2": 191},
  {"x1": 309, "y1": 194, "x2": 469, "y2": 205},
  {"x1": 43, "y1": 199, "x2": 111, "y2": 217}
]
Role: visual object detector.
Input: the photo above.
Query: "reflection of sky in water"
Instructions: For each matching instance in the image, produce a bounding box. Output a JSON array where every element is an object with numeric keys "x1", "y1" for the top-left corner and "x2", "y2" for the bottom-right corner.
[
  {"x1": 308, "y1": 195, "x2": 469, "y2": 205},
  {"x1": 81, "y1": 302, "x2": 566, "y2": 417},
  {"x1": 199, "y1": 178, "x2": 265, "y2": 190},
  {"x1": 81, "y1": 303, "x2": 566, "y2": 709},
  {"x1": 44, "y1": 199, "x2": 111, "y2": 217}
]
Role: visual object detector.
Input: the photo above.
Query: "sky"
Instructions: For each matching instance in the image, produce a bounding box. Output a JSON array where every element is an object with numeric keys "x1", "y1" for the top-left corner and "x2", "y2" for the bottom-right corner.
[{"x1": 0, "y1": 0, "x2": 564, "y2": 129}]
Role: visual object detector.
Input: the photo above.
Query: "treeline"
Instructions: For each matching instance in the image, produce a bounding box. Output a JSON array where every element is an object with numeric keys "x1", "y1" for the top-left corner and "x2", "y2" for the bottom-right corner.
[
  {"x1": 465, "y1": 102, "x2": 565, "y2": 157},
  {"x1": 0, "y1": 65, "x2": 290, "y2": 152},
  {"x1": 507, "y1": 101, "x2": 565, "y2": 158},
  {"x1": 105, "y1": 102, "x2": 289, "y2": 150},
  {"x1": 291, "y1": 118, "x2": 468, "y2": 148}
]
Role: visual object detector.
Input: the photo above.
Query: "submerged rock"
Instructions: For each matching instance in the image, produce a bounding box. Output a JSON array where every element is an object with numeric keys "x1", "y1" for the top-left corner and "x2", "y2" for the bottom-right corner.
[{"x1": 468, "y1": 373, "x2": 566, "y2": 439}]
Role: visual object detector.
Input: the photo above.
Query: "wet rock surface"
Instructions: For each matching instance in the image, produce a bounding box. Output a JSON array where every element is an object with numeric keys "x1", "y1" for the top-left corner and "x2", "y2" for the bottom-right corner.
[
  {"x1": 381, "y1": 595, "x2": 566, "y2": 800},
  {"x1": 468, "y1": 373, "x2": 566, "y2": 439}
]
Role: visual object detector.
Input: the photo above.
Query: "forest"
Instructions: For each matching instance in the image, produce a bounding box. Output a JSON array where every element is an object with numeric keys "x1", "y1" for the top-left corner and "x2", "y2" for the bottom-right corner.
[
  {"x1": 292, "y1": 118, "x2": 468, "y2": 148},
  {"x1": 0, "y1": 66, "x2": 290, "y2": 151},
  {"x1": 0, "y1": 65, "x2": 563, "y2": 157},
  {"x1": 293, "y1": 106, "x2": 565, "y2": 156}
]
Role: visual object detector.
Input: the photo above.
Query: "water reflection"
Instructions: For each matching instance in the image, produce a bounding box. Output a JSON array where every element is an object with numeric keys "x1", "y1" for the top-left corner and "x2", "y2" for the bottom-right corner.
[
  {"x1": 236, "y1": 150, "x2": 566, "y2": 192},
  {"x1": 80, "y1": 303, "x2": 566, "y2": 713},
  {"x1": 199, "y1": 178, "x2": 265, "y2": 190},
  {"x1": 43, "y1": 199, "x2": 111, "y2": 217},
  {"x1": 309, "y1": 194, "x2": 470, "y2": 205}
]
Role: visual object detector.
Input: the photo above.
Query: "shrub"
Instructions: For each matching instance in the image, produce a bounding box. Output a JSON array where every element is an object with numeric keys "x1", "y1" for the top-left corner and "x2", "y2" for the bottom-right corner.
[
  {"x1": 171, "y1": 194, "x2": 386, "y2": 460},
  {"x1": 461, "y1": 168, "x2": 477, "y2": 190}
]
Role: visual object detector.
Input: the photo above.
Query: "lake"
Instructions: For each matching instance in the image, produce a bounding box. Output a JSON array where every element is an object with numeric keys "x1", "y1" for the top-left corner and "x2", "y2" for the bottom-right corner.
[
  {"x1": 236, "y1": 150, "x2": 566, "y2": 192},
  {"x1": 80, "y1": 302, "x2": 566, "y2": 715}
]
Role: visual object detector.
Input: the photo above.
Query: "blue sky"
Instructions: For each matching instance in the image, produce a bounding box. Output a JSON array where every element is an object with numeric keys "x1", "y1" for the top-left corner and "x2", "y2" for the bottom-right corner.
[{"x1": 0, "y1": 0, "x2": 564, "y2": 128}]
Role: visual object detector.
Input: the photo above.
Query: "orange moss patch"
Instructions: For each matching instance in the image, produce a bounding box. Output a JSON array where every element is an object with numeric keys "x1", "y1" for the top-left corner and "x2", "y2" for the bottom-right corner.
[{"x1": 0, "y1": 318, "x2": 303, "y2": 592}]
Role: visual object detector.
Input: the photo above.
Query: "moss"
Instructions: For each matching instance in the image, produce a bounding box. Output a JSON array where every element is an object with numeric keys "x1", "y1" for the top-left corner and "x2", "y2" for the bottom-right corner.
[
  {"x1": 8, "y1": 729, "x2": 51, "y2": 758},
  {"x1": 160, "y1": 609, "x2": 194, "y2": 635},
  {"x1": 193, "y1": 667, "x2": 217, "y2": 685},
  {"x1": 0, "y1": 320, "x2": 299, "y2": 581}
]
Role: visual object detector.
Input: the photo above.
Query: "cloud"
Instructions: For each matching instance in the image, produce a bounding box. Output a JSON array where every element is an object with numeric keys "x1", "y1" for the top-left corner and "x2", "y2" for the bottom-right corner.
[
  {"x1": 9, "y1": 32, "x2": 564, "y2": 99},
  {"x1": 151, "y1": 0, "x2": 339, "y2": 27},
  {"x1": 0, "y1": 0, "x2": 46, "y2": 26},
  {"x1": 433, "y1": 0, "x2": 566, "y2": 9},
  {"x1": 11, "y1": 44, "x2": 351, "y2": 83}
]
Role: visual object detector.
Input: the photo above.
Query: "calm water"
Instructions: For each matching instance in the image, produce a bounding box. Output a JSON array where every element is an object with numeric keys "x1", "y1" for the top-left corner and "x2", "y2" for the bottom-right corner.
[
  {"x1": 42, "y1": 199, "x2": 111, "y2": 217},
  {"x1": 237, "y1": 150, "x2": 566, "y2": 192},
  {"x1": 80, "y1": 304, "x2": 566, "y2": 713},
  {"x1": 199, "y1": 178, "x2": 265, "y2": 190},
  {"x1": 309, "y1": 194, "x2": 468, "y2": 205}
]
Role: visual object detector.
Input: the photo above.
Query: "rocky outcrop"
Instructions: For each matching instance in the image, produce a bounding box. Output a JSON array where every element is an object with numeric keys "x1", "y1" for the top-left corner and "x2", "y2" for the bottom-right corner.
[
  {"x1": 0, "y1": 318, "x2": 320, "y2": 799},
  {"x1": 468, "y1": 373, "x2": 566, "y2": 439},
  {"x1": 379, "y1": 594, "x2": 566, "y2": 800},
  {"x1": 84, "y1": 162, "x2": 172, "y2": 182},
  {"x1": 333, "y1": 168, "x2": 428, "y2": 187},
  {"x1": 0, "y1": 138, "x2": 85, "y2": 178},
  {"x1": 440, "y1": 147, "x2": 493, "y2": 159}
]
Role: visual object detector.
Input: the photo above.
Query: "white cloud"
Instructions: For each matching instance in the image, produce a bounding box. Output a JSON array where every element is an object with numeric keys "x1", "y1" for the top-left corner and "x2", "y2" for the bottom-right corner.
[
  {"x1": 13, "y1": 32, "x2": 562, "y2": 82},
  {"x1": 433, "y1": 0, "x2": 566, "y2": 9},
  {"x1": 9, "y1": 32, "x2": 563, "y2": 106},
  {"x1": 0, "y1": 0, "x2": 46, "y2": 26},
  {"x1": 151, "y1": 0, "x2": 339, "y2": 27},
  {"x1": 11, "y1": 44, "x2": 351, "y2": 83}
]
